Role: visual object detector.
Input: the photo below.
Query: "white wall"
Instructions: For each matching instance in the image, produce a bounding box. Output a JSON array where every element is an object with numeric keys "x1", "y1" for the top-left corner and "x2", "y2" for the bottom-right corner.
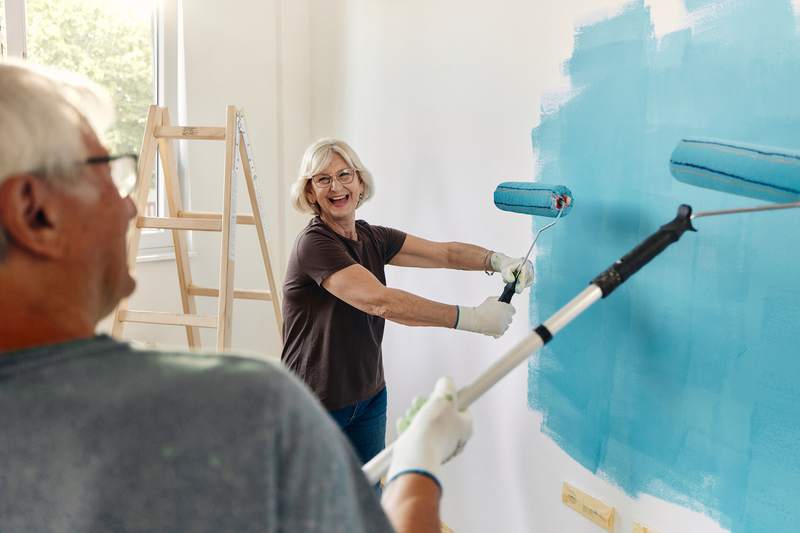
[{"x1": 116, "y1": 1, "x2": 729, "y2": 531}]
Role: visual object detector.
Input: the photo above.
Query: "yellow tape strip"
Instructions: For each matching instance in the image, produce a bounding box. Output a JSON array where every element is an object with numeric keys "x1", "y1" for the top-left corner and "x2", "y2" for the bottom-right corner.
[{"x1": 561, "y1": 482, "x2": 615, "y2": 531}]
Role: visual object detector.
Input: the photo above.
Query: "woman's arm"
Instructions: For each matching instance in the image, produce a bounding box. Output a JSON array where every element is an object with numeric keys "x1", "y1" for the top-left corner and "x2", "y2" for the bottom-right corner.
[
  {"x1": 390, "y1": 234, "x2": 535, "y2": 295},
  {"x1": 322, "y1": 264, "x2": 458, "y2": 327},
  {"x1": 389, "y1": 234, "x2": 492, "y2": 271}
]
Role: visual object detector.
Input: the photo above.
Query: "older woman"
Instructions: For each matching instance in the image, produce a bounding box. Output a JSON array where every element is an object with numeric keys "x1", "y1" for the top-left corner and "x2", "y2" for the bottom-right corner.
[{"x1": 281, "y1": 138, "x2": 533, "y2": 465}]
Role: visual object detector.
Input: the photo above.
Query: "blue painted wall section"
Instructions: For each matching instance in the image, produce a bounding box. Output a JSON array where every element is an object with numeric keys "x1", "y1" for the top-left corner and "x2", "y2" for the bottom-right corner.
[{"x1": 528, "y1": 2, "x2": 800, "y2": 532}]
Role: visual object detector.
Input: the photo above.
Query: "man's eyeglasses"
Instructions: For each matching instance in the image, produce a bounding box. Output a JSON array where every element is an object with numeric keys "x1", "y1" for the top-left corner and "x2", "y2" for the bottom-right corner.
[
  {"x1": 310, "y1": 168, "x2": 358, "y2": 188},
  {"x1": 84, "y1": 154, "x2": 139, "y2": 197}
]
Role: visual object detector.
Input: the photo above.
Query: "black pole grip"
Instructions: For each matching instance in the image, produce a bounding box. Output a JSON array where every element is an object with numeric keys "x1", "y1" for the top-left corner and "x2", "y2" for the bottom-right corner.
[
  {"x1": 592, "y1": 204, "x2": 696, "y2": 298},
  {"x1": 499, "y1": 280, "x2": 516, "y2": 303}
]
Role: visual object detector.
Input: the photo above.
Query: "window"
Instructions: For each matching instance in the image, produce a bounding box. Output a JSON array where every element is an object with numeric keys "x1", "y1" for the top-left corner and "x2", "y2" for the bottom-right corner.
[
  {"x1": 0, "y1": 0, "x2": 6, "y2": 56},
  {"x1": 3, "y1": 0, "x2": 180, "y2": 258}
]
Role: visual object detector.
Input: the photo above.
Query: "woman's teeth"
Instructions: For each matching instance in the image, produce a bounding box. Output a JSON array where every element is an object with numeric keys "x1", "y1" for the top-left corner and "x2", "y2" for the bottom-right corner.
[{"x1": 329, "y1": 194, "x2": 349, "y2": 205}]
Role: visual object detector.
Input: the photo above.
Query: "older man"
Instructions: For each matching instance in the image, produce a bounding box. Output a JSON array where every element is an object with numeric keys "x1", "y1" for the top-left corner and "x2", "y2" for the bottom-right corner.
[{"x1": 0, "y1": 60, "x2": 472, "y2": 533}]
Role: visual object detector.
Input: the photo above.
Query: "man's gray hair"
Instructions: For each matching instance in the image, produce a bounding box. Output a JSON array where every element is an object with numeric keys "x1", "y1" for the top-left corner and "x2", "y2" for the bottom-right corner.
[{"x1": 0, "y1": 59, "x2": 114, "y2": 260}]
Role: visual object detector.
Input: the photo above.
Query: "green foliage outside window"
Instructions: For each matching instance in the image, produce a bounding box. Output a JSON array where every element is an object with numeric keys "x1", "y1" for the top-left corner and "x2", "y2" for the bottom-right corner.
[{"x1": 25, "y1": 0, "x2": 155, "y2": 155}]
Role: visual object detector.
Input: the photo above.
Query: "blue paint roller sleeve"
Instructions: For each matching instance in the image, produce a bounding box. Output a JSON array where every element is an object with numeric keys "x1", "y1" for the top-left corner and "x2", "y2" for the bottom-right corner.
[
  {"x1": 670, "y1": 138, "x2": 800, "y2": 204},
  {"x1": 493, "y1": 182, "x2": 574, "y2": 217},
  {"x1": 493, "y1": 182, "x2": 574, "y2": 303}
]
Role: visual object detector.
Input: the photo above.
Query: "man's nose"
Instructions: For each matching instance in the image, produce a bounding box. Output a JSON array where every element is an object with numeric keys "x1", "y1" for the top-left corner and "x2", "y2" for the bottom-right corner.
[{"x1": 125, "y1": 196, "x2": 138, "y2": 220}]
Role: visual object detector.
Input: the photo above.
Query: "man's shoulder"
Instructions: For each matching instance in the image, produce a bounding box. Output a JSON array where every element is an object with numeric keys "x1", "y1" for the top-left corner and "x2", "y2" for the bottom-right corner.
[
  {"x1": 132, "y1": 343, "x2": 280, "y2": 372},
  {"x1": 7, "y1": 335, "x2": 308, "y2": 413},
  {"x1": 128, "y1": 344, "x2": 306, "y2": 401},
  {"x1": 86, "y1": 340, "x2": 330, "y2": 436}
]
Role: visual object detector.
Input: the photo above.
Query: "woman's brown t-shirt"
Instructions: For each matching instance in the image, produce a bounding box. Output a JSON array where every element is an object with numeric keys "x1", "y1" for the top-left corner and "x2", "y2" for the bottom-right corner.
[{"x1": 280, "y1": 217, "x2": 406, "y2": 410}]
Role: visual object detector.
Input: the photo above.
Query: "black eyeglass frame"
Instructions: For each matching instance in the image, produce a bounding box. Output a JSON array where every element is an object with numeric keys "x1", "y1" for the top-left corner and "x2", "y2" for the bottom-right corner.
[
  {"x1": 83, "y1": 153, "x2": 140, "y2": 197},
  {"x1": 84, "y1": 153, "x2": 139, "y2": 167}
]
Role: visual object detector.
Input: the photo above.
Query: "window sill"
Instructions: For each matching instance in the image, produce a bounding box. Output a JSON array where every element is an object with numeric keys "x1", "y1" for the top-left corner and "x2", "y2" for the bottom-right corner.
[{"x1": 136, "y1": 246, "x2": 197, "y2": 263}]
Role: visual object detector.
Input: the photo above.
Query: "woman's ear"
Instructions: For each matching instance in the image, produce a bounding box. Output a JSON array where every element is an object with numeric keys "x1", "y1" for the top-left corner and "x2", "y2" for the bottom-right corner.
[
  {"x1": 357, "y1": 173, "x2": 366, "y2": 198},
  {"x1": 304, "y1": 180, "x2": 317, "y2": 207}
]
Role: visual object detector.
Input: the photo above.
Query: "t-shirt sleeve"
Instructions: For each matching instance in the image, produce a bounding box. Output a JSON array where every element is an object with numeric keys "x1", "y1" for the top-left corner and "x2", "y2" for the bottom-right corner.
[
  {"x1": 371, "y1": 225, "x2": 407, "y2": 264},
  {"x1": 296, "y1": 229, "x2": 357, "y2": 286},
  {"x1": 274, "y1": 367, "x2": 395, "y2": 532}
]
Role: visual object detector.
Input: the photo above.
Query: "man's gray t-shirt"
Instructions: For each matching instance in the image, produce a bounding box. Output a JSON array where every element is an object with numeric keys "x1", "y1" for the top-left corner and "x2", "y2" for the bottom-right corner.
[{"x1": 0, "y1": 335, "x2": 394, "y2": 533}]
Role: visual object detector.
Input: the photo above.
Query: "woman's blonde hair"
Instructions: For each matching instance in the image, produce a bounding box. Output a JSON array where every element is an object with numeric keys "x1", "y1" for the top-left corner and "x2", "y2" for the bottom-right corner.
[{"x1": 290, "y1": 138, "x2": 375, "y2": 215}]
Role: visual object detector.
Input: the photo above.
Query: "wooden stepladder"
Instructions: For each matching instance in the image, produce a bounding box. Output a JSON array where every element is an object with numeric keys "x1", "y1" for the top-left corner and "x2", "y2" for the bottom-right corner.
[{"x1": 112, "y1": 105, "x2": 283, "y2": 351}]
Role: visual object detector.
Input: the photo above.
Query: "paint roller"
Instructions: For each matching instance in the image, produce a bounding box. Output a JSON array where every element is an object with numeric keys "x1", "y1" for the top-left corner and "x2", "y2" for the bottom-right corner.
[
  {"x1": 492, "y1": 182, "x2": 573, "y2": 303},
  {"x1": 670, "y1": 138, "x2": 800, "y2": 213},
  {"x1": 363, "y1": 137, "x2": 800, "y2": 485}
]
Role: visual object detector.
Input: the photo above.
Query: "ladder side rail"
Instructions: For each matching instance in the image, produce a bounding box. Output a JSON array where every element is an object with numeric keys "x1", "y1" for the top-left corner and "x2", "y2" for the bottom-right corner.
[
  {"x1": 215, "y1": 106, "x2": 239, "y2": 350},
  {"x1": 158, "y1": 108, "x2": 202, "y2": 348},
  {"x1": 237, "y1": 114, "x2": 284, "y2": 336},
  {"x1": 112, "y1": 105, "x2": 162, "y2": 338}
]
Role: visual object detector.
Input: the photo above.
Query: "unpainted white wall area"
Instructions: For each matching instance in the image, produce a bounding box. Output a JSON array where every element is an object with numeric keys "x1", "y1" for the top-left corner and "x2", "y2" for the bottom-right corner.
[{"x1": 308, "y1": 1, "x2": 727, "y2": 532}]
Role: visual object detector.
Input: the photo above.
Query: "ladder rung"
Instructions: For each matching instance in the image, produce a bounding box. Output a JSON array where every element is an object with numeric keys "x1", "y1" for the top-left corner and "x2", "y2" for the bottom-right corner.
[
  {"x1": 138, "y1": 216, "x2": 222, "y2": 231},
  {"x1": 188, "y1": 285, "x2": 272, "y2": 301},
  {"x1": 119, "y1": 310, "x2": 218, "y2": 328},
  {"x1": 179, "y1": 211, "x2": 256, "y2": 225},
  {"x1": 154, "y1": 126, "x2": 226, "y2": 140}
]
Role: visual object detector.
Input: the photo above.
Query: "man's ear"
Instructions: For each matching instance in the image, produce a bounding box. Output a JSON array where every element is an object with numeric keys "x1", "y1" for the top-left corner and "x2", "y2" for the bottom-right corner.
[{"x1": 0, "y1": 175, "x2": 67, "y2": 259}]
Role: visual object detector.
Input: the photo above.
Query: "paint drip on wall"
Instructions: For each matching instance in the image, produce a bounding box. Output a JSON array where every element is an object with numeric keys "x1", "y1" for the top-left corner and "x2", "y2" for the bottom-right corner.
[{"x1": 528, "y1": 1, "x2": 800, "y2": 532}]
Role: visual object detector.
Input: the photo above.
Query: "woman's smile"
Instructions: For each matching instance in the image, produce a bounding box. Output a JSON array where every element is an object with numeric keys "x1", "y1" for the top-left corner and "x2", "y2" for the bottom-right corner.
[{"x1": 327, "y1": 192, "x2": 351, "y2": 209}]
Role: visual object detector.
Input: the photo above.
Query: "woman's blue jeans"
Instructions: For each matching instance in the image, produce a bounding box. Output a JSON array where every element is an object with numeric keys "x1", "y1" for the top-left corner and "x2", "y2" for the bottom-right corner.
[{"x1": 328, "y1": 387, "x2": 387, "y2": 466}]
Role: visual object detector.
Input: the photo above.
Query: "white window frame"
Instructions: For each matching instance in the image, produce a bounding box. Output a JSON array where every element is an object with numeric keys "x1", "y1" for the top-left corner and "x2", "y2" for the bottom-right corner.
[
  {"x1": 141, "y1": 0, "x2": 182, "y2": 261},
  {"x1": 2, "y1": 0, "x2": 183, "y2": 262},
  {"x1": 4, "y1": 0, "x2": 25, "y2": 58},
  {"x1": 0, "y1": 3, "x2": 5, "y2": 57}
]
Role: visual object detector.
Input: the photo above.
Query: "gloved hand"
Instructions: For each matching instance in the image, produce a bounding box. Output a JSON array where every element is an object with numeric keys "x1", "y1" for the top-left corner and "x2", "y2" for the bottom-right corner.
[
  {"x1": 455, "y1": 296, "x2": 515, "y2": 338},
  {"x1": 491, "y1": 252, "x2": 534, "y2": 294},
  {"x1": 386, "y1": 376, "x2": 473, "y2": 490}
]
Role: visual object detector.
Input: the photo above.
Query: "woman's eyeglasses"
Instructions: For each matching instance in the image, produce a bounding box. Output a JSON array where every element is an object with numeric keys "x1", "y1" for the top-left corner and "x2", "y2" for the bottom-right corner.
[
  {"x1": 84, "y1": 154, "x2": 139, "y2": 197},
  {"x1": 310, "y1": 168, "x2": 358, "y2": 188}
]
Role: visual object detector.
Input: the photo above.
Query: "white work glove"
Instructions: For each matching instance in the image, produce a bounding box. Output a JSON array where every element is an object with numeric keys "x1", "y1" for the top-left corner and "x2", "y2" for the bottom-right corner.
[
  {"x1": 455, "y1": 296, "x2": 515, "y2": 338},
  {"x1": 491, "y1": 252, "x2": 534, "y2": 294},
  {"x1": 386, "y1": 376, "x2": 473, "y2": 490}
]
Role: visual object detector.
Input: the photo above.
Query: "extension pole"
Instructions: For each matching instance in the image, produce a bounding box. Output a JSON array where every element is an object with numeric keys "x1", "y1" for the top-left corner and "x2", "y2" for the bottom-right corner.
[
  {"x1": 364, "y1": 205, "x2": 697, "y2": 484},
  {"x1": 691, "y1": 200, "x2": 800, "y2": 219}
]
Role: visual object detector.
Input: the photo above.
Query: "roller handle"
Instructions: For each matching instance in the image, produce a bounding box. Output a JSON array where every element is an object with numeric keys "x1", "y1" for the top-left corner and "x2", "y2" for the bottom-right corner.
[
  {"x1": 592, "y1": 204, "x2": 696, "y2": 297},
  {"x1": 498, "y1": 280, "x2": 517, "y2": 303},
  {"x1": 364, "y1": 329, "x2": 551, "y2": 486},
  {"x1": 497, "y1": 201, "x2": 567, "y2": 304},
  {"x1": 365, "y1": 447, "x2": 394, "y2": 486},
  {"x1": 499, "y1": 250, "x2": 531, "y2": 303}
]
